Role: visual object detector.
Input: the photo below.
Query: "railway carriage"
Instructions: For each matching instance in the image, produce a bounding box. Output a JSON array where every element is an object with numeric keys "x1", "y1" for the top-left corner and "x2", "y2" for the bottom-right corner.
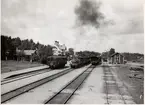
[
  {"x1": 90, "y1": 56, "x2": 101, "y2": 65},
  {"x1": 70, "y1": 57, "x2": 90, "y2": 68},
  {"x1": 70, "y1": 57, "x2": 80, "y2": 68},
  {"x1": 47, "y1": 55, "x2": 67, "y2": 69},
  {"x1": 47, "y1": 41, "x2": 68, "y2": 69}
]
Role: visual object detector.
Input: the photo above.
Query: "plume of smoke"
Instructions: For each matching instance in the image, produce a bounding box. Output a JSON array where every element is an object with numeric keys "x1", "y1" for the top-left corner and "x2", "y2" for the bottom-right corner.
[
  {"x1": 73, "y1": 0, "x2": 103, "y2": 49},
  {"x1": 73, "y1": 0, "x2": 115, "y2": 50},
  {"x1": 75, "y1": 0, "x2": 104, "y2": 28}
]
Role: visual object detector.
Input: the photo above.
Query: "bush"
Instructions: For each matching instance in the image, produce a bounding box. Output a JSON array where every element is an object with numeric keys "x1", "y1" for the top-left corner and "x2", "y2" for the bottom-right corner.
[
  {"x1": 32, "y1": 54, "x2": 39, "y2": 62},
  {"x1": 40, "y1": 56, "x2": 47, "y2": 64}
]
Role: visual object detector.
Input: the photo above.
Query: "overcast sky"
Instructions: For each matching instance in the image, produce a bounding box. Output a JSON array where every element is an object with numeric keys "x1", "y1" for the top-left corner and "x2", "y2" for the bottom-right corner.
[{"x1": 1, "y1": 0, "x2": 144, "y2": 53}]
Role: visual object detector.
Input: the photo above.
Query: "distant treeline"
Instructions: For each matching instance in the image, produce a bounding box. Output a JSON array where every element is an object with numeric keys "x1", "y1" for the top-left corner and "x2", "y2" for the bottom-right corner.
[
  {"x1": 76, "y1": 51, "x2": 101, "y2": 58},
  {"x1": 1, "y1": 35, "x2": 53, "y2": 63},
  {"x1": 1, "y1": 35, "x2": 143, "y2": 63},
  {"x1": 1, "y1": 35, "x2": 101, "y2": 63},
  {"x1": 102, "y1": 49, "x2": 144, "y2": 62},
  {"x1": 122, "y1": 52, "x2": 144, "y2": 62}
]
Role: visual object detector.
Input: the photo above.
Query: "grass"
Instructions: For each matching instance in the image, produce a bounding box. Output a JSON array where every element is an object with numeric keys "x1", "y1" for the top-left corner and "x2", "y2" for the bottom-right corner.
[
  {"x1": 1, "y1": 60, "x2": 44, "y2": 73},
  {"x1": 112, "y1": 64, "x2": 144, "y2": 104}
]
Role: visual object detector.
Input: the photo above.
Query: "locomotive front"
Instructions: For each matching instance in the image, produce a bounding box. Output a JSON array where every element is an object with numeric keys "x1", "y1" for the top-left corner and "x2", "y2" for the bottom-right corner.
[
  {"x1": 47, "y1": 41, "x2": 67, "y2": 69},
  {"x1": 70, "y1": 57, "x2": 81, "y2": 68},
  {"x1": 91, "y1": 56, "x2": 102, "y2": 65}
]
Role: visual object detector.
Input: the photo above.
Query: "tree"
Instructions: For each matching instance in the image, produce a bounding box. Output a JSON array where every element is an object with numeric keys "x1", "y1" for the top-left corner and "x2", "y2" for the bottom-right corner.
[
  {"x1": 1, "y1": 35, "x2": 16, "y2": 60},
  {"x1": 109, "y1": 48, "x2": 115, "y2": 57},
  {"x1": 31, "y1": 53, "x2": 39, "y2": 62},
  {"x1": 1, "y1": 35, "x2": 7, "y2": 60},
  {"x1": 68, "y1": 48, "x2": 74, "y2": 56},
  {"x1": 122, "y1": 52, "x2": 144, "y2": 62},
  {"x1": 19, "y1": 39, "x2": 32, "y2": 50},
  {"x1": 101, "y1": 51, "x2": 108, "y2": 57},
  {"x1": 12, "y1": 37, "x2": 21, "y2": 48},
  {"x1": 76, "y1": 50, "x2": 100, "y2": 58},
  {"x1": 17, "y1": 50, "x2": 25, "y2": 61}
]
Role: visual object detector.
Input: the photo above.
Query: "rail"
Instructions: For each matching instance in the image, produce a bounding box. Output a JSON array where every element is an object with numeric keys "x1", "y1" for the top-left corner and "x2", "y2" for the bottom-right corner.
[
  {"x1": 44, "y1": 65, "x2": 96, "y2": 104},
  {"x1": 1, "y1": 69, "x2": 51, "y2": 85},
  {"x1": 103, "y1": 66, "x2": 128, "y2": 104},
  {"x1": 1, "y1": 68, "x2": 73, "y2": 103}
]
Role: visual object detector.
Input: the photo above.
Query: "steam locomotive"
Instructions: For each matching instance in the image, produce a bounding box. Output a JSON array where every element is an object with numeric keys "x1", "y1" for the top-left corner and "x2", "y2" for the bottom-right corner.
[
  {"x1": 47, "y1": 55, "x2": 67, "y2": 69},
  {"x1": 47, "y1": 41, "x2": 101, "y2": 69},
  {"x1": 47, "y1": 41, "x2": 67, "y2": 69}
]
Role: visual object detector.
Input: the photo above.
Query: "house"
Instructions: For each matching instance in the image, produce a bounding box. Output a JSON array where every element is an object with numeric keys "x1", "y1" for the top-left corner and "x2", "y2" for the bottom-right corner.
[
  {"x1": 23, "y1": 50, "x2": 36, "y2": 62},
  {"x1": 16, "y1": 48, "x2": 37, "y2": 62},
  {"x1": 109, "y1": 53, "x2": 125, "y2": 64}
]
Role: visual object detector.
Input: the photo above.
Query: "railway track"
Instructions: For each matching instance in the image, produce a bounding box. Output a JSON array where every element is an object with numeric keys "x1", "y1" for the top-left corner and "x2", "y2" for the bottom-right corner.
[
  {"x1": 1, "y1": 67, "x2": 75, "y2": 103},
  {"x1": 103, "y1": 67, "x2": 126, "y2": 104},
  {"x1": 1, "y1": 68, "x2": 51, "y2": 85},
  {"x1": 44, "y1": 65, "x2": 96, "y2": 104},
  {"x1": 103, "y1": 66, "x2": 136, "y2": 104}
]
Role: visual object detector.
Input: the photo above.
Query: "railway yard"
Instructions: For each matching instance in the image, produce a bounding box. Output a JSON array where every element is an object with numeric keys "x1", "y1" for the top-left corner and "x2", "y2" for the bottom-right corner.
[
  {"x1": 1, "y1": 0, "x2": 144, "y2": 104},
  {"x1": 1, "y1": 63, "x2": 144, "y2": 104}
]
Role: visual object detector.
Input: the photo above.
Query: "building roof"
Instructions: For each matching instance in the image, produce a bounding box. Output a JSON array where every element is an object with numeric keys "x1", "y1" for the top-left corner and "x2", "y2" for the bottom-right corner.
[
  {"x1": 24, "y1": 50, "x2": 35, "y2": 55},
  {"x1": 111, "y1": 52, "x2": 124, "y2": 57},
  {"x1": 16, "y1": 49, "x2": 36, "y2": 55}
]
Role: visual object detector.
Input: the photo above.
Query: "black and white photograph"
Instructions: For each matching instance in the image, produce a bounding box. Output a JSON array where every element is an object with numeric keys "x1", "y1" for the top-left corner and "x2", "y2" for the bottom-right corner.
[{"x1": 1, "y1": 0, "x2": 144, "y2": 104}]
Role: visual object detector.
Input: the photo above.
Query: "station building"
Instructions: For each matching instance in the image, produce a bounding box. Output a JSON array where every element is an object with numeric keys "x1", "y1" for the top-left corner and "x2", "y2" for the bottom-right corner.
[{"x1": 109, "y1": 53, "x2": 125, "y2": 64}]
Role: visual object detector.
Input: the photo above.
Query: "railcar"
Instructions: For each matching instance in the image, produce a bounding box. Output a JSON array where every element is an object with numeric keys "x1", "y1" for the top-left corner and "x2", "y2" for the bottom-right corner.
[
  {"x1": 91, "y1": 56, "x2": 102, "y2": 65},
  {"x1": 70, "y1": 58, "x2": 80, "y2": 68},
  {"x1": 47, "y1": 55, "x2": 67, "y2": 69},
  {"x1": 70, "y1": 57, "x2": 90, "y2": 68}
]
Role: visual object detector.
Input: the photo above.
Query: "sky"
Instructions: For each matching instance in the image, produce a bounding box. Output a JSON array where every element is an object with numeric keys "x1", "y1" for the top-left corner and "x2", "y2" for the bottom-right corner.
[{"x1": 1, "y1": 0, "x2": 144, "y2": 53}]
